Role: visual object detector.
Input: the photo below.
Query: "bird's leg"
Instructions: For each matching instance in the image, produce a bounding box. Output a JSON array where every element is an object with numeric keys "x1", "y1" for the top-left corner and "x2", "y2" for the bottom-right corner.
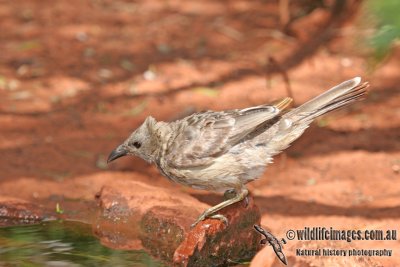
[
  {"x1": 191, "y1": 187, "x2": 249, "y2": 228},
  {"x1": 223, "y1": 188, "x2": 249, "y2": 207}
]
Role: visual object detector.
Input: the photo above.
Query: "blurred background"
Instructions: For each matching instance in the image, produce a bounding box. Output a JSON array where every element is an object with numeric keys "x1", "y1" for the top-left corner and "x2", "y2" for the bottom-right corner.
[{"x1": 0, "y1": 0, "x2": 399, "y2": 266}]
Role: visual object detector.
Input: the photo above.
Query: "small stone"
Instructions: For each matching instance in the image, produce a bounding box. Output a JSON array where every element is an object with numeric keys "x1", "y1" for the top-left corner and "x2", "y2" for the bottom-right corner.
[
  {"x1": 157, "y1": 44, "x2": 171, "y2": 55},
  {"x1": 76, "y1": 32, "x2": 88, "y2": 42},
  {"x1": 341, "y1": 57, "x2": 353, "y2": 67},
  {"x1": 8, "y1": 79, "x2": 20, "y2": 91},
  {"x1": 120, "y1": 59, "x2": 135, "y2": 71},
  {"x1": 98, "y1": 69, "x2": 113, "y2": 80},
  {"x1": 96, "y1": 155, "x2": 108, "y2": 170},
  {"x1": 128, "y1": 83, "x2": 137, "y2": 95},
  {"x1": 17, "y1": 65, "x2": 30, "y2": 76},
  {"x1": 83, "y1": 47, "x2": 95, "y2": 58},
  {"x1": 306, "y1": 178, "x2": 316, "y2": 186},
  {"x1": 143, "y1": 69, "x2": 156, "y2": 81},
  {"x1": 392, "y1": 164, "x2": 400, "y2": 174},
  {"x1": 11, "y1": 91, "x2": 32, "y2": 100},
  {"x1": 63, "y1": 87, "x2": 78, "y2": 98},
  {"x1": 50, "y1": 96, "x2": 61, "y2": 103}
]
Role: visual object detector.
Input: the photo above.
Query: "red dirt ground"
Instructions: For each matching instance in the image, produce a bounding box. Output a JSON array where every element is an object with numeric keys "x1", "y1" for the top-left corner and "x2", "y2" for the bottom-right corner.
[{"x1": 0, "y1": 0, "x2": 399, "y2": 266}]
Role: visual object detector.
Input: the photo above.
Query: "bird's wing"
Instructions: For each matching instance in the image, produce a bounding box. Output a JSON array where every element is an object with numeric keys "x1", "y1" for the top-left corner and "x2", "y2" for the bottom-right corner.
[{"x1": 165, "y1": 99, "x2": 291, "y2": 168}]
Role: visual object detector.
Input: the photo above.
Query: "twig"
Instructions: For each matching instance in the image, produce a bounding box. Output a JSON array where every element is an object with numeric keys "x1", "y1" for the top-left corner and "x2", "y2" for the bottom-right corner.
[{"x1": 265, "y1": 56, "x2": 295, "y2": 105}]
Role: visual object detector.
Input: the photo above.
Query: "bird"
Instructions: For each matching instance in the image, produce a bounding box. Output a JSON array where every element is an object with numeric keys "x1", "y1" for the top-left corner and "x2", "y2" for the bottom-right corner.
[{"x1": 107, "y1": 77, "x2": 369, "y2": 227}]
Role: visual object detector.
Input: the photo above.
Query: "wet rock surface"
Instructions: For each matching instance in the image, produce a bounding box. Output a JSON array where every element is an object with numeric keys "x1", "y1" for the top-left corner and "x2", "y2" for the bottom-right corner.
[
  {"x1": 95, "y1": 181, "x2": 262, "y2": 265},
  {"x1": 0, "y1": 197, "x2": 53, "y2": 226}
]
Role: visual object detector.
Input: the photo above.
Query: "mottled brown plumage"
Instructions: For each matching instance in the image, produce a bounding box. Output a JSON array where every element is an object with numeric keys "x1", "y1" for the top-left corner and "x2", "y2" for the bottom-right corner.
[{"x1": 108, "y1": 77, "x2": 369, "y2": 227}]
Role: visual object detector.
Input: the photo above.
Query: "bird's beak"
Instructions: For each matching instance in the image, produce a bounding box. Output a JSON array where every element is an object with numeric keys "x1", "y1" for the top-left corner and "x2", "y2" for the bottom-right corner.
[{"x1": 107, "y1": 145, "x2": 127, "y2": 163}]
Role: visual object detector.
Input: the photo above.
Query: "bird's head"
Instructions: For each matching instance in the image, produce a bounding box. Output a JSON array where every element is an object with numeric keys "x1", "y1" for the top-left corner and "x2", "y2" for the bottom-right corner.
[{"x1": 107, "y1": 116, "x2": 158, "y2": 164}]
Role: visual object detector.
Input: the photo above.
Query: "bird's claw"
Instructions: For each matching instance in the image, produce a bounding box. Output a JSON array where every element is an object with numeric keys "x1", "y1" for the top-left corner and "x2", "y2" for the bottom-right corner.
[
  {"x1": 191, "y1": 213, "x2": 229, "y2": 228},
  {"x1": 209, "y1": 214, "x2": 228, "y2": 225}
]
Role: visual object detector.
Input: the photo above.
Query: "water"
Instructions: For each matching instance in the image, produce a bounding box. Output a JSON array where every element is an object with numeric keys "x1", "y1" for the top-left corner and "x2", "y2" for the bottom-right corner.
[{"x1": 0, "y1": 220, "x2": 164, "y2": 267}]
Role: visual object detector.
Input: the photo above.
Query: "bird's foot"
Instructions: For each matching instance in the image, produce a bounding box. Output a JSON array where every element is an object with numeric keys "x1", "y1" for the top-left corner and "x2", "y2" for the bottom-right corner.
[
  {"x1": 191, "y1": 212, "x2": 229, "y2": 228},
  {"x1": 209, "y1": 214, "x2": 228, "y2": 225},
  {"x1": 191, "y1": 187, "x2": 248, "y2": 228}
]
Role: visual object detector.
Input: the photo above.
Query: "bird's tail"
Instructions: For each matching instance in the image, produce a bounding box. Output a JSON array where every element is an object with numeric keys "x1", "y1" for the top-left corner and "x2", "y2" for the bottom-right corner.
[
  {"x1": 267, "y1": 77, "x2": 369, "y2": 154},
  {"x1": 284, "y1": 77, "x2": 368, "y2": 123}
]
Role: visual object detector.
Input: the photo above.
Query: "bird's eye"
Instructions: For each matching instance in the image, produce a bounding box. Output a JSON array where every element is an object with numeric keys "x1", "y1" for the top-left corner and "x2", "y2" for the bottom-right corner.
[{"x1": 132, "y1": 141, "x2": 141, "y2": 149}]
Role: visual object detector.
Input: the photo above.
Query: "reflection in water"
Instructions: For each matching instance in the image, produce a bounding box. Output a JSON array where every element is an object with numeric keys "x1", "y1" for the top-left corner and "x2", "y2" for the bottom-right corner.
[{"x1": 0, "y1": 220, "x2": 164, "y2": 266}]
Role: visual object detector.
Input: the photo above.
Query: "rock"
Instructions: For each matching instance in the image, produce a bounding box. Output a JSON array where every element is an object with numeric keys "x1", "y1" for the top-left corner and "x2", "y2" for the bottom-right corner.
[
  {"x1": 173, "y1": 195, "x2": 261, "y2": 267},
  {"x1": 94, "y1": 180, "x2": 209, "y2": 254},
  {"x1": 0, "y1": 197, "x2": 53, "y2": 226},
  {"x1": 94, "y1": 180, "x2": 262, "y2": 265}
]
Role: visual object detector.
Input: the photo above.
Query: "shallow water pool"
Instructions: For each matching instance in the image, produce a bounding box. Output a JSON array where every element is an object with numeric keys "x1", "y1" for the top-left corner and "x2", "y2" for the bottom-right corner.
[{"x1": 0, "y1": 220, "x2": 164, "y2": 267}]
